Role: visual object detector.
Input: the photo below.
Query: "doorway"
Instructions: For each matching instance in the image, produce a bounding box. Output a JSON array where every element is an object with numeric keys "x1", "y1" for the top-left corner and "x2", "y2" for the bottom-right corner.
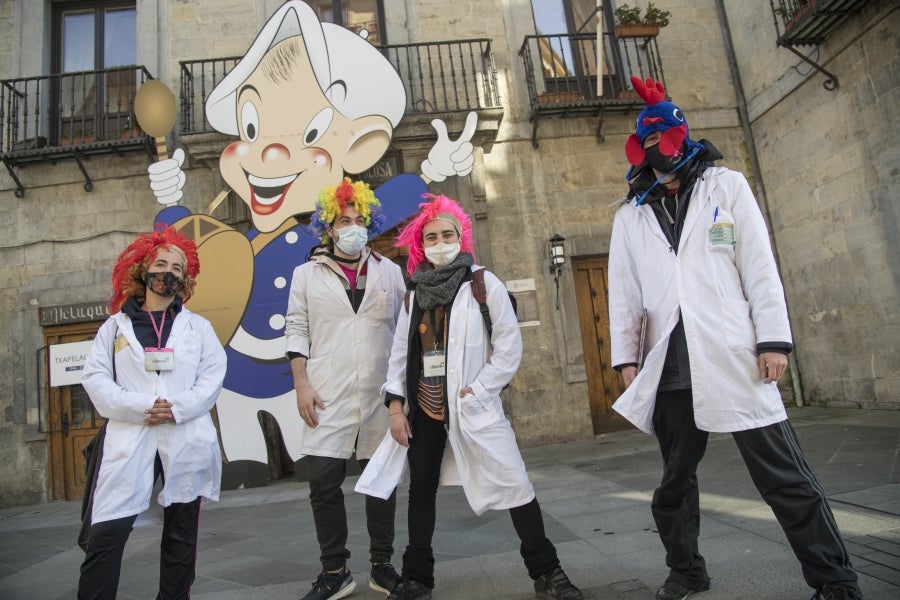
[
  {"x1": 572, "y1": 255, "x2": 631, "y2": 433},
  {"x1": 45, "y1": 323, "x2": 106, "y2": 501}
]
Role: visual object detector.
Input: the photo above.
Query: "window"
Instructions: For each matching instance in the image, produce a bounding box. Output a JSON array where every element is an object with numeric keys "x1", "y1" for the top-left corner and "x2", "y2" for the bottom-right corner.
[
  {"x1": 529, "y1": 0, "x2": 628, "y2": 99},
  {"x1": 51, "y1": 1, "x2": 137, "y2": 144},
  {"x1": 308, "y1": 0, "x2": 386, "y2": 45}
]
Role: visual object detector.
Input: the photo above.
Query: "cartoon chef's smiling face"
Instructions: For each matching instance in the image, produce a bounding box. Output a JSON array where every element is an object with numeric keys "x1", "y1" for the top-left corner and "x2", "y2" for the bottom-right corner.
[{"x1": 219, "y1": 38, "x2": 391, "y2": 233}]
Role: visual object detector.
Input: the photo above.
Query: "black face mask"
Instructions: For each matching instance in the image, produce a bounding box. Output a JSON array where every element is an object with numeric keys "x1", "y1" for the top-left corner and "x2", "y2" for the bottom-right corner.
[
  {"x1": 145, "y1": 271, "x2": 184, "y2": 298},
  {"x1": 644, "y1": 143, "x2": 684, "y2": 174}
]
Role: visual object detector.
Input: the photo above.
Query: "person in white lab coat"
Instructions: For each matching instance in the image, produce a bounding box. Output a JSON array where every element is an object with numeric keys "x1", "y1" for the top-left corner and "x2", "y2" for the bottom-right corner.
[
  {"x1": 78, "y1": 228, "x2": 226, "y2": 600},
  {"x1": 357, "y1": 195, "x2": 583, "y2": 600},
  {"x1": 608, "y1": 77, "x2": 861, "y2": 600},
  {"x1": 285, "y1": 179, "x2": 406, "y2": 600}
]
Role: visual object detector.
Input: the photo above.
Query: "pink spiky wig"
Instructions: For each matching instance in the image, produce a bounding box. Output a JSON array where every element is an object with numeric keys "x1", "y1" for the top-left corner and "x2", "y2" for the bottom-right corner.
[
  {"x1": 395, "y1": 194, "x2": 475, "y2": 276},
  {"x1": 109, "y1": 227, "x2": 200, "y2": 312}
]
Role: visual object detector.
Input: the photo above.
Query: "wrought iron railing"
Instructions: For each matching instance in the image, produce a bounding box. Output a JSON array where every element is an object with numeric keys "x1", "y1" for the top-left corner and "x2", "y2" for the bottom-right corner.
[
  {"x1": 770, "y1": 0, "x2": 868, "y2": 46},
  {"x1": 519, "y1": 31, "x2": 665, "y2": 147},
  {"x1": 179, "y1": 39, "x2": 501, "y2": 135},
  {"x1": 179, "y1": 56, "x2": 241, "y2": 134},
  {"x1": 520, "y1": 31, "x2": 665, "y2": 112},
  {"x1": 0, "y1": 65, "x2": 152, "y2": 157}
]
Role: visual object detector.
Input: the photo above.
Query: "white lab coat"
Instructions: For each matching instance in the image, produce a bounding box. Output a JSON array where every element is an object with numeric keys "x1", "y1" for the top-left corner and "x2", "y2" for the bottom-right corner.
[
  {"x1": 82, "y1": 306, "x2": 226, "y2": 524},
  {"x1": 284, "y1": 248, "x2": 405, "y2": 460},
  {"x1": 609, "y1": 167, "x2": 792, "y2": 434},
  {"x1": 356, "y1": 266, "x2": 535, "y2": 516}
]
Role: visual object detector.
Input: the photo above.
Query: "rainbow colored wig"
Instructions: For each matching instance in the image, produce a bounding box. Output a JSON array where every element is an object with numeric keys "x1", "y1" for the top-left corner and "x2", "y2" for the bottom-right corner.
[
  {"x1": 109, "y1": 227, "x2": 200, "y2": 312},
  {"x1": 309, "y1": 178, "x2": 386, "y2": 243},
  {"x1": 395, "y1": 194, "x2": 475, "y2": 276}
]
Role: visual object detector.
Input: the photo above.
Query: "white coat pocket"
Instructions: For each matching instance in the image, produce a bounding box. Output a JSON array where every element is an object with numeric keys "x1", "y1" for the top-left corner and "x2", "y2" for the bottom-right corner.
[
  {"x1": 458, "y1": 391, "x2": 499, "y2": 432},
  {"x1": 707, "y1": 209, "x2": 736, "y2": 253},
  {"x1": 720, "y1": 298, "x2": 756, "y2": 350},
  {"x1": 173, "y1": 331, "x2": 201, "y2": 370},
  {"x1": 305, "y1": 356, "x2": 335, "y2": 405}
]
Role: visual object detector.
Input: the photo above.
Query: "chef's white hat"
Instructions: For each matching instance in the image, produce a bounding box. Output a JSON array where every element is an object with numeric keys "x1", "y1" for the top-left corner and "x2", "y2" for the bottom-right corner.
[{"x1": 205, "y1": 0, "x2": 406, "y2": 136}]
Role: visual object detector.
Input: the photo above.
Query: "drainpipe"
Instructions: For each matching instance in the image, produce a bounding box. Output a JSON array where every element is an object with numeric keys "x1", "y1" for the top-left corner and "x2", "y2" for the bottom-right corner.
[{"x1": 714, "y1": 0, "x2": 805, "y2": 407}]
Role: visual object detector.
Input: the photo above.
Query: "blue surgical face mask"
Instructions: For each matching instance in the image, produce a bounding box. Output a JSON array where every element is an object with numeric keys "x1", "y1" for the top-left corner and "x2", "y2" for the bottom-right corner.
[{"x1": 334, "y1": 224, "x2": 368, "y2": 256}]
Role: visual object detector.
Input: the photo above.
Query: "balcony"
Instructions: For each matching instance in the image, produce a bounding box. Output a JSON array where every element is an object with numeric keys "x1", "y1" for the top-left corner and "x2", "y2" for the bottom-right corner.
[
  {"x1": 1, "y1": 66, "x2": 153, "y2": 196},
  {"x1": 769, "y1": 0, "x2": 870, "y2": 90},
  {"x1": 179, "y1": 39, "x2": 502, "y2": 157},
  {"x1": 520, "y1": 31, "x2": 666, "y2": 148}
]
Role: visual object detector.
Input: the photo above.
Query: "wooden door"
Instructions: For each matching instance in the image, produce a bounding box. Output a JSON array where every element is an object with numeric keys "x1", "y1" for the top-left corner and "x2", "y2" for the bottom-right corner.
[
  {"x1": 572, "y1": 256, "x2": 631, "y2": 433},
  {"x1": 45, "y1": 324, "x2": 106, "y2": 500}
]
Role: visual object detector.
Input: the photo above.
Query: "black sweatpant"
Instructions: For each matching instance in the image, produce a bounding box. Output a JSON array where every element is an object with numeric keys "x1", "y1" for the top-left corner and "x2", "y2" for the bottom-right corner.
[
  {"x1": 402, "y1": 409, "x2": 559, "y2": 588},
  {"x1": 77, "y1": 497, "x2": 201, "y2": 600},
  {"x1": 651, "y1": 389, "x2": 858, "y2": 592},
  {"x1": 307, "y1": 454, "x2": 397, "y2": 571}
]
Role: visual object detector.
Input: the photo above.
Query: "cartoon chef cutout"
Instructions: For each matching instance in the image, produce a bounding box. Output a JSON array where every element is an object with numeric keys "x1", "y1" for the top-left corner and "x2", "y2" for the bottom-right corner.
[{"x1": 149, "y1": 0, "x2": 477, "y2": 478}]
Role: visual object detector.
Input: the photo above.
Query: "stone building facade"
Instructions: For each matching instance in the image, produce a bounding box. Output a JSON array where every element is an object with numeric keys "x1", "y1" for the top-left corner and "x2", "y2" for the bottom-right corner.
[{"x1": 0, "y1": 0, "x2": 895, "y2": 507}]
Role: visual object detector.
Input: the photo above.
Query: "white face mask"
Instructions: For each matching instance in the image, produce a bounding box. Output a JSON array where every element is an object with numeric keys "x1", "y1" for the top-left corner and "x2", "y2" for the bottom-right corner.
[
  {"x1": 334, "y1": 224, "x2": 367, "y2": 256},
  {"x1": 424, "y1": 242, "x2": 461, "y2": 267}
]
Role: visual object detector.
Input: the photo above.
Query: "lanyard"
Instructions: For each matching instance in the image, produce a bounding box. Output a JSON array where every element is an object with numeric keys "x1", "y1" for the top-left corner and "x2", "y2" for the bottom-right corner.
[
  {"x1": 428, "y1": 308, "x2": 446, "y2": 351},
  {"x1": 145, "y1": 308, "x2": 167, "y2": 348}
]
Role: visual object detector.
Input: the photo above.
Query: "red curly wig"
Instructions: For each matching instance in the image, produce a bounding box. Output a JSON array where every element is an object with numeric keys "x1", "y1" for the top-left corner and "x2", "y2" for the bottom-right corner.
[
  {"x1": 109, "y1": 227, "x2": 200, "y2": 312},
  {"x1": 395, "y1": 194, "x2": 475, "y2": 276}
]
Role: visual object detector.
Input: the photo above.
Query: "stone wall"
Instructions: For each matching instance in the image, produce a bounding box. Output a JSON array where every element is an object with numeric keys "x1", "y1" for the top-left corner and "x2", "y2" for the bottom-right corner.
[{"x1": 725, "y1": 1, "x2": 899, "y2": 409}]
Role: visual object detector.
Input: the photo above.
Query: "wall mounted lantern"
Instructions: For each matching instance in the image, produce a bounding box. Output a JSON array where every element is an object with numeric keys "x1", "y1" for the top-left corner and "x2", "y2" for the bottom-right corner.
[{"x1": 549, "y1": 234, "x2": 566, "y2": 309}]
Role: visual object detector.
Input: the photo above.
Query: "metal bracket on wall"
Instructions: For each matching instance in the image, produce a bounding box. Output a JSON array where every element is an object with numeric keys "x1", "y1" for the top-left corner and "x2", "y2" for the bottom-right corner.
[
  {"x1": 72, "y1": 151, "x2": 94, "y2": 192},
  {"x1": 778, "y1": 42, "x2": 839, "y2": 90},
  {"x1": 596, "y1": 105, "x2": 606, "y2": 144},
  {"x1": 530, "y1": 114, "x2": 541, "y2": 149},
  {"x1": 2, "y1": 156, "x2": 26, "y2": 198}
]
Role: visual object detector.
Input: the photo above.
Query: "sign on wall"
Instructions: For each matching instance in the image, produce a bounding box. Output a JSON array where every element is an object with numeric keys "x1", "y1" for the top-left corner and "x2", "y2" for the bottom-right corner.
[
  {"x1": 40, "y1": 301, "x2": 110, "y2": 326},
  {"x1": 506, "y1": 278, "x2": 540, "y2": 327},
  {"x1": 49, "y1": 341, "x2": 94, "y2": 387}
]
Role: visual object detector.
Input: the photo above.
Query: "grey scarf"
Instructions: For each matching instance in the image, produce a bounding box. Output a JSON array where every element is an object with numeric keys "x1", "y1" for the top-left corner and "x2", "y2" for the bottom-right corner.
[{"x1": 410, "y1": 253, "x2": 475, "y2": 310}]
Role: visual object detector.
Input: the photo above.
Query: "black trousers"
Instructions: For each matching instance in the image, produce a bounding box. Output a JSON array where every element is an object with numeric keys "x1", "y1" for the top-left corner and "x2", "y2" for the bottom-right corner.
[
  {"x1": 651, "y1": 389, "x2": 859, "y2": 592},
  {"x1": 402, "y1": 409, "x2": 559, "y2": 588},
  {"x1": 307, "y1": 454, "x2": 397, "y2": 571},
  {"x1": 77, "y1": 497, "x2": 201, "y2": 600}
]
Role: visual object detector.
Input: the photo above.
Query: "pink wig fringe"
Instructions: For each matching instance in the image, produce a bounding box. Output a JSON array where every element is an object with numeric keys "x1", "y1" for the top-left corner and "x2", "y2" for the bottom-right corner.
[{"x1": 395, "y1": 194, "x2": 475, "y2": 276}]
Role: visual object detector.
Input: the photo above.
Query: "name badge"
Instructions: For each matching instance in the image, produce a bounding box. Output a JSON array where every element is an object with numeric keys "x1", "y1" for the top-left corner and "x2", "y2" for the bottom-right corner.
[
  {"x1": 144, "y1": 347, "x2": 175, "y2": 371},
  {"x1": 708, "y1": 222, "x2": 735, "y2": 245},
  {"x1": 423, "y1": 350, "x2": 446, "y2": 378}
]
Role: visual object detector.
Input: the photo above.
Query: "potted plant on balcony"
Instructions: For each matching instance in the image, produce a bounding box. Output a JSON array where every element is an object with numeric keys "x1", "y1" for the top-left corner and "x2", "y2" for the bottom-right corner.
[{"x1": 614, "y1": 2, "x2": 671, "y2": 38}]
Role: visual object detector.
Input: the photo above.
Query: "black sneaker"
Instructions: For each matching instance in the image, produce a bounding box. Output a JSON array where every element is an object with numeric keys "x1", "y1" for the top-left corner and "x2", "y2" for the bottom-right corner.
[
  {"x1": 370, "y1": 562, "x2": 401, "y2": 594},
  {"x1": 300, "y1": 566, "x2": 356, "y2": 600},
  {"x1": 813, "y1": 584, "x2": 863, "y2": 600},
  {"x1": 655, "y1": 580, "x2": 711, "y2": 600},
  {"x1": 386, "y1": 577, "x2": 433, "y2": 600},
  {"x1": 534, "y1": 566, "x2": 584, "y2": 600}
]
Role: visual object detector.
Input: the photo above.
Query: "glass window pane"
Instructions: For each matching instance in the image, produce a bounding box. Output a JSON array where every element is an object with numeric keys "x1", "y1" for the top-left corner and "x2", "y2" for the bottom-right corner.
[
  {"x1": 531, "y1": 0, "x2": 567, "y2": 35},
  {"x1": 308, "y1": 0, "x2": 336, "y2": 23},
  {"x1": 70, "y1": 385, "x2": 94, "y2": 428},
  {"x1": 572, "y1": 0, "x2": 599, "y2": 33},
  {"x1": 342, "y1": 0, "x2": 380, "y2": 45},
  {"x1": 104, "y1": 8, "x2": 136, "y2": 67},
  {"x1": 63, "y1": 11, "x2": 95, "y2": 72}
]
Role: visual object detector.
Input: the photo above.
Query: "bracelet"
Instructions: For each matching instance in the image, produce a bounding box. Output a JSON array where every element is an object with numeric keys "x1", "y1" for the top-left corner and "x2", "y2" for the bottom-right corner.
[{"x1": 389, "y1": 411, "x2": 403, "y2": 416}]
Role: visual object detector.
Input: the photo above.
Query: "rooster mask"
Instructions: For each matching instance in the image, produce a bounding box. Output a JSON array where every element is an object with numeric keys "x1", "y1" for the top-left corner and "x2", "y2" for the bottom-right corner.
[{"x1": 625, "y1": 77, "x2": 698, "y2": 167}]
